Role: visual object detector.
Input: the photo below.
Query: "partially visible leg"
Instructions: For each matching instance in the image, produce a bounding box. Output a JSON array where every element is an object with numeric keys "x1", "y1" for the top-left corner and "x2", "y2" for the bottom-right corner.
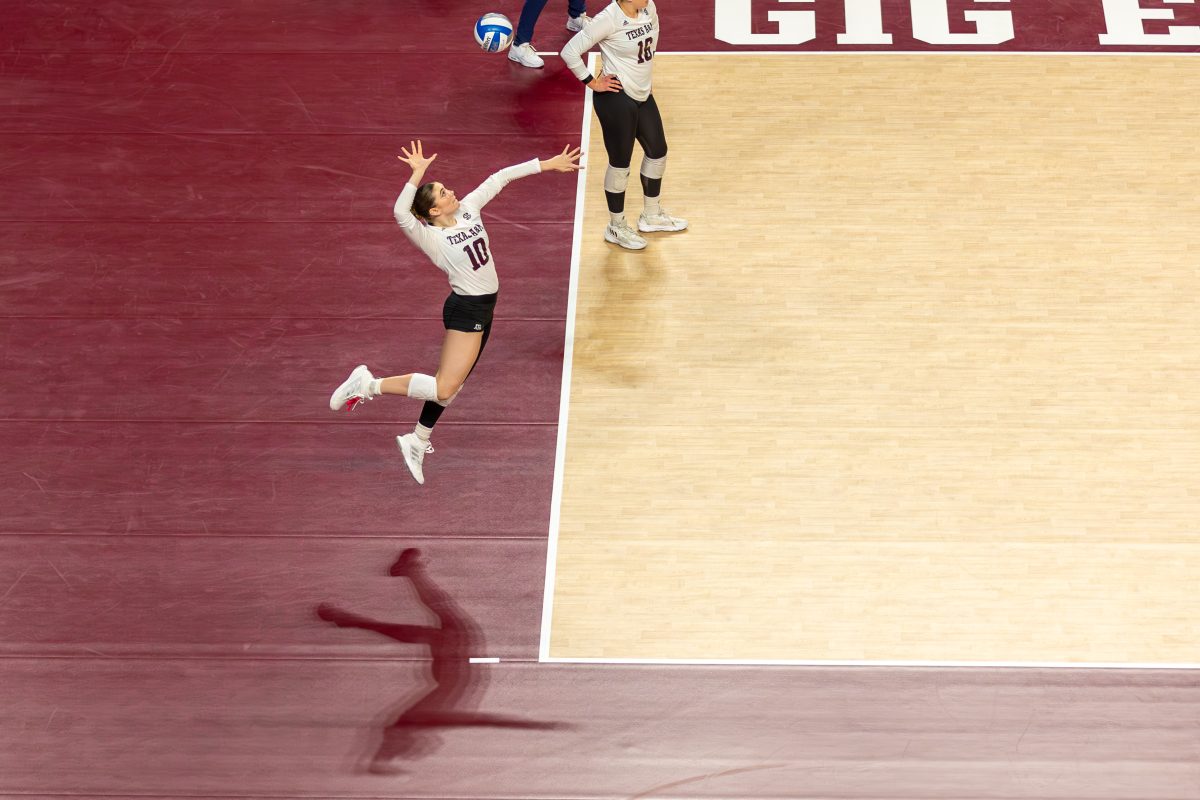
[
  {"x1": 636, "y1": 95, "x2": 688, "y2": 232},
  {"x1": 566, "y1": 0, "x2": 589, "y2": 29},
  {"x1": 404, "y1": 325, "x2": 494, "y2": 478},
  {"x1": 637, "y1": 95, "x2": 668, "y2": 203},
  {"x1": 513, "y1": 0, "x2": 550, "y2": 45},
  {"x1": 376, "y1": 373, "x2": 433, "y2": 398},
  {"x1": 594, "y1": 91, "x2": 638, "y2": 216},
  {"x1": 433, "y1": 329, "x2": 484, "y2": 401},
  {"x1": 375, "y1": 293, "x2": 486, "y2": 405},
  {"x1": 419, "y1": 322, "x2": 491, "y2": 432},
  {"x1": 330, "y1": 364, "x2": 465, "y2": 411},
  {"x1": 509, "y1": 0, "x2": 548, "y2": 68},
  {"x1": 395, "y1": 330, "x2": 483, "y2": 485},
  {"x1": 407, "y1": 403, "x2": 449, "y2": 464},
  {"x1": 593, "y1": 92, "x2": 647, "y2": 250}
]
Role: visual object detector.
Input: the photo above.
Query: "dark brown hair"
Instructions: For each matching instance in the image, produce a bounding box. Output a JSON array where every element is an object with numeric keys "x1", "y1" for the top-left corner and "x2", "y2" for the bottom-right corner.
[{"x1": 412, "y1": 182, "x2": 437, "y2": 223}]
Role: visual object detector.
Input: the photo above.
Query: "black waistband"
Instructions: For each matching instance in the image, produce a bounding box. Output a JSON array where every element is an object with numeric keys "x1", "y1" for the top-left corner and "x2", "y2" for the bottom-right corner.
[{"x1": 451, "y1": 291, "x2": 498, "y2": 305}]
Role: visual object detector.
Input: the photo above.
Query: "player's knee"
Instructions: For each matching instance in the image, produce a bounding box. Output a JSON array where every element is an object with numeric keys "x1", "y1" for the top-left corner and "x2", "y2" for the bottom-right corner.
[
  {"x1": 436, "y1": 385, "x2": 461, "y2": 407},
  {"x1": 435, "y1": 381, "x2": 461, "y2": 403},
  {"x1": 641, "y1": 154, "x2": 667, "y2": 179},
  {"x1": 605, "y1": 165, "x2": 632, "y2": 193}
]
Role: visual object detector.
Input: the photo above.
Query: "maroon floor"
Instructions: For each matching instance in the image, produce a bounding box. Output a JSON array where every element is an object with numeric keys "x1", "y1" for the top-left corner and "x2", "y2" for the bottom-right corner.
[{"x1": 2, "y1": 2, "x2": 1198, "y2": 798}]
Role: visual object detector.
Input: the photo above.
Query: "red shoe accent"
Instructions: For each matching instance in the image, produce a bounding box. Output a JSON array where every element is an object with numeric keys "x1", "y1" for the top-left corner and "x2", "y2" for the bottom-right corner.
[{"x1": 345, "y1": 396, "x2": 362, "y2": 411}]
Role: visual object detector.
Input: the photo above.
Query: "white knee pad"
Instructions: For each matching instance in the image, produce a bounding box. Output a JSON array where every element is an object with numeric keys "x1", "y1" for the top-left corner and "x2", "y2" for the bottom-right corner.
[
  {"x1": 604, "y1": 165, "x2": 631, "y2": 193},
  {"x1": 406, "y1": 373, "x2": 439, "y2": 402},
  {"x1": 641, "y1": 155, "x2": 667, "y2": 180}
]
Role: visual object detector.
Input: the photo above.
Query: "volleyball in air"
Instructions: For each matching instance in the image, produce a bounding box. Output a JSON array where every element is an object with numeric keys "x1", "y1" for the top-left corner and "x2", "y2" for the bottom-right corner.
[{"x1": 474, "y1": 13, "x2": 514, "y2": 52}]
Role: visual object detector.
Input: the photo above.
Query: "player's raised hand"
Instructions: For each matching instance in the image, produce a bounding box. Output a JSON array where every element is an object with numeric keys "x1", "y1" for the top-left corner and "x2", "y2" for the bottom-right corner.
[
  {"x1": 398, "y1": 140, "x2": 437, "y2": 173},
  {"x1": 541, "y1": 145, "x2": 584, "y2": 173}
]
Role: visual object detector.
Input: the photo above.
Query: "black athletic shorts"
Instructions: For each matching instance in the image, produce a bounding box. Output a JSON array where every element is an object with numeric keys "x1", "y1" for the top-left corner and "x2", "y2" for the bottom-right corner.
[{"x1": 442, "y1": 291, "x2": 497, "y2": 333}]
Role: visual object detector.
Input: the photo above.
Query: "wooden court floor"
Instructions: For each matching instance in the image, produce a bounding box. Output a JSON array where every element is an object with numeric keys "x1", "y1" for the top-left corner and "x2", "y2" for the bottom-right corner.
[{"x1": 549, "y1": 54, "x2": 1200, "y2": 664}]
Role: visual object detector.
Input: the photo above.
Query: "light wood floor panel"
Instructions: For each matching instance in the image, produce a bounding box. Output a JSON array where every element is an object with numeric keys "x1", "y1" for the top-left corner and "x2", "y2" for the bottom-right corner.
[{"x1": 551, "y1": 55, "x2": 1200, "y2": 663}]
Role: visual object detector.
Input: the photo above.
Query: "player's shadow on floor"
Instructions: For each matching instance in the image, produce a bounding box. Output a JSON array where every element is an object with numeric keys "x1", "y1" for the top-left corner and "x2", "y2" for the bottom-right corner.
[{"x1": 317, "y1": 548, "x2": 569, "y2": 774}]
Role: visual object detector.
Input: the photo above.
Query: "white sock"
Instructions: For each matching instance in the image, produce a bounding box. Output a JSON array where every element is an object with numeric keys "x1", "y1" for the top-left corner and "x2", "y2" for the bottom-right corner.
[
  {"x1": 643, "y1": 195, "x2": 661, "y2": 216},
  {"x1": 368, "y1": 378, "x2": 382, "y2": 397},
  {"x1": 609, "y1": 212, "x2": 626, "y2": 226},
  {"x1": 414, "y1": 424, "x2": 433, "y2": 443}
]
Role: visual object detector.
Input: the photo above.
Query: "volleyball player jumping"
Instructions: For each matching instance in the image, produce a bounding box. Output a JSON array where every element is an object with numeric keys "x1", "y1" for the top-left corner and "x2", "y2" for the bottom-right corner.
[
  {"x1": 561, "y1": 0, "x2": 686, "y2": 251},
  {"x1": 329, "y1": 140, "x2": 582, "y2": 485}
]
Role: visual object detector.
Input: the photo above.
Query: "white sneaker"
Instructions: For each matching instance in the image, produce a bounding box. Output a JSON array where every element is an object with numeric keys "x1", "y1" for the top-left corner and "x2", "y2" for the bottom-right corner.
[
  {"x1": 638, "y1": 209, "x2": 689, "y2": 233},
  {"x1": 507, "y1": 42, "x2": 544, "y2": 69},
  {"x1": 329, "y1": 365, "x2": 374, "y2": 411},
  {"x1": 396, "y1": 433, "x2": 428, "y2": 485},
  {"x1": 566, "y1": 13, "x2": 591, "y2": 32},
  {"x1": 604, "y1": 219, "x2": 647, "y2": 250}
]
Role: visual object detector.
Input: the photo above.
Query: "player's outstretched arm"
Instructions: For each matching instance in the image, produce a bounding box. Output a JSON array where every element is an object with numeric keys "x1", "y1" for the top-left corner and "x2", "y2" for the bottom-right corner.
[
  {"x1": 462, "y1": 146, "x2": 583, "y2": 210},
  {"x1": 539, "y1": 145, "x2": 584, "y2": 173}
]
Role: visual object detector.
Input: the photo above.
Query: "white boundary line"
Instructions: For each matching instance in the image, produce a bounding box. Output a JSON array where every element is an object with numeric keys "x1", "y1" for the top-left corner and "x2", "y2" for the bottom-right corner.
[
  {"x1": 539, "y1": 52, "x2": 597, "y2": 663},
  {"x1": 539, "y1": 49, "x2": 1199, "y2": 670},
  {"x1": 536, "y1": 49, "x2": 1198, "y2": 57},
  {"x1": 663, "y1": 49, "x2": 1199, "y2": 56},
  {"x1": 543, "y1": 657, "x2": 1200, "y2": 670}
]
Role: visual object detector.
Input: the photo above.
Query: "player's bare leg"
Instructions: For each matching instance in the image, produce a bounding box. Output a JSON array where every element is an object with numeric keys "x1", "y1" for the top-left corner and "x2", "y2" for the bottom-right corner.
[{"x1": 392, "y1": 330, "x2": 483, "y2": 485}]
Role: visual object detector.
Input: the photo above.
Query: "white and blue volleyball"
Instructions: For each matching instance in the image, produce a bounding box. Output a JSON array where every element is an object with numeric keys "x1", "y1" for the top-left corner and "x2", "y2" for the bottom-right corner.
[{"x1": 474, "y1": 13, "x2": 514, "y2": 53}]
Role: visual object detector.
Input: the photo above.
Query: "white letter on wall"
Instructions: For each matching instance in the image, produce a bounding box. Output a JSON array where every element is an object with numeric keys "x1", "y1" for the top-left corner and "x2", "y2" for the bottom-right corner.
[
  {"x1": 715, "y1": 0, "x2": 816, "y2": 45},
  {"x1": 839, "y1": 0, "x2": 893, "y2": 44},
  {"x1": 910, "y1": 0, "x2": 1015, "y2": 45},
  {"x1": 1099, "y1": 0, "x2": 1200, "y2": 45}
]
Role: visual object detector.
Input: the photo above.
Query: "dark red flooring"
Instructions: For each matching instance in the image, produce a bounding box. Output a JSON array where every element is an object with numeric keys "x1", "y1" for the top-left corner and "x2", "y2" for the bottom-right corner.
[
  {"x1": 0, "y1": 134, "x2": 580, "y2": 221},
  {"x1": 2, "y1": 1, "x2": 1198, "y2": 797},
  {"x1": 0, "y1": 222, "x2": 572, "y2": 319},
  {"x1": 0, "y1": 422, "x2": 558, "y2": 536},
  {"x1": 2, "y1": 660, "x2": 1197, "y2": 798},
  {"x1": 0, "y1": 536, "x2": 547, "y2": 659},
  {"x1": 0, "y1": 319, "x2": 567, "y2": 421}
]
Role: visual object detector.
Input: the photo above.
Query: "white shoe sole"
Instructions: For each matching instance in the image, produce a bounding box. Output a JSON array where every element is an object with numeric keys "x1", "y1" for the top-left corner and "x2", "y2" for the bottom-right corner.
[
  {"x1": 604, "y1": 229, "x2": 647, "y2": 250},
  {"x1": 330, "y1": 365, "x2": 369, "y2": 411},
  {"x1": 396, "y1": 436, "x2": 426, "y2": 485},
  {"x1": 638, "y1": 219, "x2": 689, "y2": 233},
  {"x1": 507, "y1": 51, "x2": 544, "y2": 69}
]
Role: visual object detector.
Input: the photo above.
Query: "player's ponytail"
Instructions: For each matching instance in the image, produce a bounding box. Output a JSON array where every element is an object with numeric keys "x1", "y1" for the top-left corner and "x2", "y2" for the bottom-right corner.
[{"x1": 412, "y1": 182, "x2": 437, "y2": 224}]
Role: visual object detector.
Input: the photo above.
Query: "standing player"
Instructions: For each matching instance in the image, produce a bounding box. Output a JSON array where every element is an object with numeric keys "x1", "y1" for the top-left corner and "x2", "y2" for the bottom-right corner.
[
  {"x1": 508, "y1": 0, "x2": 592, "y2": 69},
  {"x1": 329, "y1": 140, "x2": 582, "y2": 485},
  {"x1": 561, "y1": 0, "x2": 686, "y2": 251}
]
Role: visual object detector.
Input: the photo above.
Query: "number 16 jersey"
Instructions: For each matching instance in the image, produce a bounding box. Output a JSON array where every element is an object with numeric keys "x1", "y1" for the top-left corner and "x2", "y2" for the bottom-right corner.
[
  {"x1": 562, "y1": 0, "x2": 659, "y2": 103},
  {"x1": 393, "y1": 158, "x2": 541, "y2": 296}
]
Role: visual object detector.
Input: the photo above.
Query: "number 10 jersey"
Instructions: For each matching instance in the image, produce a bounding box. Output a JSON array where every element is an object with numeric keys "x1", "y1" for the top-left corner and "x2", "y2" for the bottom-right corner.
[{"x1": 393, "y1": 158, "x2": 542, "y2": 296}]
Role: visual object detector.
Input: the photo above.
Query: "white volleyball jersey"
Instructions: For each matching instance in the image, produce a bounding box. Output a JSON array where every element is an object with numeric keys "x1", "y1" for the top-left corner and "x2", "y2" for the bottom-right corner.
[
  {"x1": 393, "y1": 158, "x2": 541, "y2": 296},
  {"x1": 561, "y1": 0, "x2": 659, "y2": 102}
]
